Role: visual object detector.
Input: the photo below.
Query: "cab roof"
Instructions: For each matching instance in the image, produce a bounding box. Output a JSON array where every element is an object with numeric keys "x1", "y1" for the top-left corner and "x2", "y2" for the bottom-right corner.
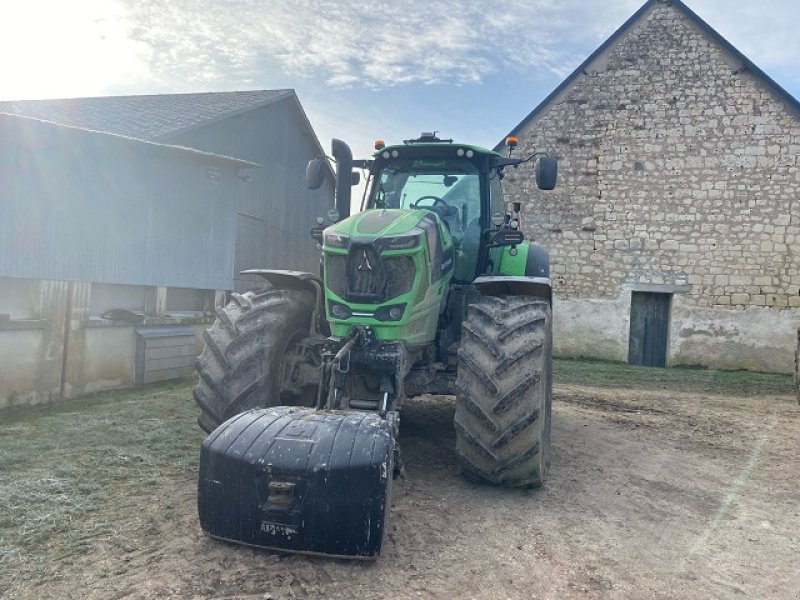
[{"x1": 376, "y1": 141, "x2": 501, "y2": 158}]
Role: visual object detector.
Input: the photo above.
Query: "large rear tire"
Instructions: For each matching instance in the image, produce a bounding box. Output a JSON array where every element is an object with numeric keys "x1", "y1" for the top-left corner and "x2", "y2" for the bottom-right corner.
[
  {"x1": 193, "y1": 289, "x2": 317, "y2": 433},
  {"x1": 454, "y1": 295, "x2": 552, "y2": 487}
]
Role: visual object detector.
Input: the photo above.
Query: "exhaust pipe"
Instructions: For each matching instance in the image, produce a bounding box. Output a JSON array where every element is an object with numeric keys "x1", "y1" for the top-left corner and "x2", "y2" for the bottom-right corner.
[{"x1": 331, "y1": 138, "x2": 352, "y2": 220}]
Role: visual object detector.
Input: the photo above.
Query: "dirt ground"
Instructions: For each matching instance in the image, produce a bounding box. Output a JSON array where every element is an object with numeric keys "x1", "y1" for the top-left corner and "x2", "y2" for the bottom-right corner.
[{"x1": 3, "y1": 381, "x2": 800, "y2": 600}]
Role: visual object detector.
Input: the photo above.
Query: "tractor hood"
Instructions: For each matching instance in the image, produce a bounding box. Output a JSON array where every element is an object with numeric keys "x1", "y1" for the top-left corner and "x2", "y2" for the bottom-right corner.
[
  {"x1": 327, "y1": 208, "x2": 431, "y2": 240},
  {"x1": 320, "y1": 206, "x2": 455, "y2": 344}
]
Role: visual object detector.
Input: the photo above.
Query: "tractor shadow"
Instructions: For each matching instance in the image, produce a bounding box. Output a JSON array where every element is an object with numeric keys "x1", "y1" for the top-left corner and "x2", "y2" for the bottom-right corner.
[
  {"x1": 396, "y1": 395, "x2": 460, "y2": 476},
  {"x1": 393, "y1": 393, "x2": 610, "y2": 504}
]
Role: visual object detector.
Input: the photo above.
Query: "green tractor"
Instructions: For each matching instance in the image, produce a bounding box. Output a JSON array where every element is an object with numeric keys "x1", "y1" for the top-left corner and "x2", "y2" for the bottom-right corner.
[{"x1": 195, "y1": 133, "x2": 558, "y2": 558}]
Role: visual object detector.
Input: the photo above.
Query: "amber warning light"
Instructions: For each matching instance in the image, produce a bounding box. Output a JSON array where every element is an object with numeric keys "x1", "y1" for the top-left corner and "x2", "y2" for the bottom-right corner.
[
  {"x1": 505, "y1": 136, "x2": 518, "y2": 150},
  {"x1": 374, "y1": 139, "x2": 386, "y2": 150}
]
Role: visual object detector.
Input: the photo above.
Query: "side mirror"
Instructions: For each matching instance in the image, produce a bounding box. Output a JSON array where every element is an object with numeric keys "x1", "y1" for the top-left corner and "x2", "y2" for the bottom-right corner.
[
  {"x1": 351, "y1": 171, "x2": 360, "y2": 186},
  {"x1": 306, "y1": 157, "x2": 327, "y2": 190},
  {"x1": 535, "y1": 155, "x2": 558, "y2": 191}
]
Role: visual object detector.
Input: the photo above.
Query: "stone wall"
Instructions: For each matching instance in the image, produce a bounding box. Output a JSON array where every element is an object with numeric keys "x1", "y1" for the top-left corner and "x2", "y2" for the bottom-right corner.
[
  {"x1": 795, "y1": 328, "x2": 800, "y2": 402},
  {"x1": 505, "y1": 2, "x2": 800, "y2": 372}
]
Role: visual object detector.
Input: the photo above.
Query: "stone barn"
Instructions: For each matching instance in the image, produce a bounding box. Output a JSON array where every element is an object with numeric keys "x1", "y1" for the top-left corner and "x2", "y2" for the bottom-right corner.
[{"x1": 500, "y1": 0, "x2": 800, "y2": 373}]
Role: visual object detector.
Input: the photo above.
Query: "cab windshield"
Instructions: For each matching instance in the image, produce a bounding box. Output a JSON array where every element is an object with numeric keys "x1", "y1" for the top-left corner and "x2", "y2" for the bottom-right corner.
[
  {"x1": 372, "y1": 158, "x2": 480, "y2": 237},
  {"x1": 371, "y1": 157, "x2": 482, "y2": 281}
]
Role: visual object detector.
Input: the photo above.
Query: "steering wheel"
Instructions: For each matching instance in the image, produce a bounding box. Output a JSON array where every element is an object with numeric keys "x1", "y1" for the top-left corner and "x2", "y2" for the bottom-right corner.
[{"x1": 410, "y1": 195, "x2": 449, "y2": 209}]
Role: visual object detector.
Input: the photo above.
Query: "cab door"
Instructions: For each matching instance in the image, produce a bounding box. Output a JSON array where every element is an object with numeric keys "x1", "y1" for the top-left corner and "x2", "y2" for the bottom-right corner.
[{"x1": 484, "y1": 169, "x2": 507, "y2": 276}]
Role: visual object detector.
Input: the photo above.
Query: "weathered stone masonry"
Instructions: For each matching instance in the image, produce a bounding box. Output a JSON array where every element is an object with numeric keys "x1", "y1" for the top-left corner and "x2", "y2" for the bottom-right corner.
[{"x1": 503, "y1": 1, "x2": 800, "y2": 373}]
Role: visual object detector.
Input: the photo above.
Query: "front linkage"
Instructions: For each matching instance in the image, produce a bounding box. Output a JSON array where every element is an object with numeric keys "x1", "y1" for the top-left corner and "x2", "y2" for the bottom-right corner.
[{"x1": 318, "y1": 325, "x2": 408, "y2": 416}]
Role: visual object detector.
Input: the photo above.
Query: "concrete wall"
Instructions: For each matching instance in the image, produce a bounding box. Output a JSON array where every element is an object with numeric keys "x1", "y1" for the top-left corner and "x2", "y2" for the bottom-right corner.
[
  {"x1": 0, "y1": 276, "x2": 213, "y2": 409},
  {"x1": 554, "y1": 291, "x2": 797, "y2": 373},
  {"x1": 505, "y1": 2, "x2": 800, "y2": 373},
  {"x1": 0, "y1": 328, "x2": 49, "y2": 407}
]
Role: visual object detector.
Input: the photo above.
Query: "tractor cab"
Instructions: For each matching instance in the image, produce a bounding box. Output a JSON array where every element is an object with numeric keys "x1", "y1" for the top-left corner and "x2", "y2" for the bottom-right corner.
[{"x1": 368, "y1": 142, "x2": 488, "y2": 283}]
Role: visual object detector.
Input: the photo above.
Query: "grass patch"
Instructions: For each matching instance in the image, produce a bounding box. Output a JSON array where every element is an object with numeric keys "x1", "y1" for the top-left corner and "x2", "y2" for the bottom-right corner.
[
  {"x1": 554, "y1": 358, "x2": 796, "y2": 397},
  {"x1": 0, "y1": 379, "x2": 202, "y2": 585}
]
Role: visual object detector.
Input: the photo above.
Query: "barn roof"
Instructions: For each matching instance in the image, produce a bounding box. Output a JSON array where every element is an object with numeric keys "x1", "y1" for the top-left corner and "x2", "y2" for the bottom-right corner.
[
  {"x1": 496, "y1": 0, "x2": 800, "y2": 150},
  {"x1": 0, "y1": 89, "x2": 294, "y2": 141},
  {"x1": 0, "y1": 112, "x2": 259, "y2": 167}
]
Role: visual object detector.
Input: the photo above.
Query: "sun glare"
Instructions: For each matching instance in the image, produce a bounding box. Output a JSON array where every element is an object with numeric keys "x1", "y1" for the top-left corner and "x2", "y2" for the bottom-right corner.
[{"x1": 0, "y1": 0, "x2": 150, "y2": 100}]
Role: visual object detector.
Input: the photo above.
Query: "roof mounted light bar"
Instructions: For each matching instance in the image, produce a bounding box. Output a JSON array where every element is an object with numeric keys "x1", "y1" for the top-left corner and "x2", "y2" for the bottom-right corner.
[{"x1": 403, "y1": 131, "x2": 453, "y2": 144}]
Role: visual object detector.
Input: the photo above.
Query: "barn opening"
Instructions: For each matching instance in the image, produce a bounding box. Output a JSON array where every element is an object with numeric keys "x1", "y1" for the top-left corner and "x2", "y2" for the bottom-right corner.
[{"x1": 628, "y1": 292, "x2": 672, "y2": 367}]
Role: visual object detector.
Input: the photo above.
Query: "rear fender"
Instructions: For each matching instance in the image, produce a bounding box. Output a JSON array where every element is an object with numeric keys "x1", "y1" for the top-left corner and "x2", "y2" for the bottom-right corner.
[
  {"x1": 241, "y1": 269, "x2": 328, "y2": 335},
  {"x1": 472, "y1": 275, "x2": 552, "y2": 304},
  {"x1": 497, "y1": 242, "x2": 550, "y2": 278}
]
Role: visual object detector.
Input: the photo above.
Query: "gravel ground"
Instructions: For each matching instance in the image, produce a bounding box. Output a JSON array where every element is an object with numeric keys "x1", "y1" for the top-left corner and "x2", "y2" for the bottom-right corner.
[{"x1": 2, "y1": 375, "x2": 799, "y2": 599}]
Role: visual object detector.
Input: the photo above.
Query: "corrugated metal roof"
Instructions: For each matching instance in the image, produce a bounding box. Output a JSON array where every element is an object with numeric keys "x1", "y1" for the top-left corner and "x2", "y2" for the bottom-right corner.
[
  {"x1": 0, "y1": 112, "x2": 259, "y2": 167},
  {"x1": 0, "y1": 89, "x2": 293, "y2": 141}
]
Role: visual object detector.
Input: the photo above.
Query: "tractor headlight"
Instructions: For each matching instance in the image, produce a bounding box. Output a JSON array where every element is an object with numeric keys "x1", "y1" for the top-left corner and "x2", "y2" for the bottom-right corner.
[
  {"x1": 329, "y1": 302, "x2": 352, "y2": 319},
  {"x1": 382, "y1": 230, "x2": 423, "y2": 251},
  {"x1": 323, "y1": 231, "x2": 350, "y2": 249},
  {"x1": 374, "y1": 303, "x2": 407, "y2": 321}
]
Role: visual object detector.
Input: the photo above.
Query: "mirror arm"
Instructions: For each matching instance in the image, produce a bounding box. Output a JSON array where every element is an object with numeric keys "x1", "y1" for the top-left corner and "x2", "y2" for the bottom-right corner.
[
  {"x1": 493, "y1": 151, "x2": 550, "y2": 169},
  {"x1": 517, "y1": 150, "x2": 550, "y2": 165}
]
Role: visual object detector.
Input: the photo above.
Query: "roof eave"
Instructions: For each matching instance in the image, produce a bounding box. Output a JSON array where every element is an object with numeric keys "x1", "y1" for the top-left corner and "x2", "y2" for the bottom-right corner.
[
  {"x1": 284, "y1": 93, "x2": 336, "y2": 183},
  {"x1": 0, "y1": 112, "x2": 260, "y2": 169},
  {"x1": 153, "y1": 90, "x2": 294, "y2": 143}
]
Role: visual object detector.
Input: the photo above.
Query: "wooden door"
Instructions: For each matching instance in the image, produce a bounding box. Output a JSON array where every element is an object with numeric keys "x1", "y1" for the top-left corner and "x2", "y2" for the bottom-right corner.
[{"x1": 628, "y1": 292, "x2": 671, "y2": 367}]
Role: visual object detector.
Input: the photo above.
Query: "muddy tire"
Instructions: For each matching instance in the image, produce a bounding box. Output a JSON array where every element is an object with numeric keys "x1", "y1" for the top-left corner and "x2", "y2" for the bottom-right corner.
[
  {"x1": 193, "y1": 289, "x2": 316, "y2": 433},
  {"x1": 454, "y1": 295, "x2": 552, "y2": 487}
]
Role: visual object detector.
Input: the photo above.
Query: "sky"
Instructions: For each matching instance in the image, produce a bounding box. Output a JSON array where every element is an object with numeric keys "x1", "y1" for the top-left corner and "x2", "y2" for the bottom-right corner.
[{"x1": 1, "y1": 0, "x2": 799, "y2": 160}]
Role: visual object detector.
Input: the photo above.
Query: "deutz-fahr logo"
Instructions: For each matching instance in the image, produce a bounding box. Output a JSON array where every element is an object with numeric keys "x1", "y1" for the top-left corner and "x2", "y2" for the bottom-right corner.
[{"x1": 357, "y1": 250, "x2": 373, "y2": 272}]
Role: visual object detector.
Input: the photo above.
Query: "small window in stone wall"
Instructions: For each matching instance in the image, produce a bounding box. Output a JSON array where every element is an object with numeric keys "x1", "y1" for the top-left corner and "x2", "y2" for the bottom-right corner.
[
  {"x1": 166, "y1": 287, "x2": 212, "y2": 313},
  {"x1": 0, "y1": 276, "x2": 40, "y2": 320},
  {"x1": 89, "y1": 283, "x2": 147, "y2": 315}
]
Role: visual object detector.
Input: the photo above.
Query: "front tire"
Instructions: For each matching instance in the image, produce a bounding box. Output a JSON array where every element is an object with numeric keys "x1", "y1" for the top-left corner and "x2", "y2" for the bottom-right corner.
[
  {"x1": 193, "y1": 289, "x2": 316, "y2": 433},
  {"x1": 454, "y1": 295, "x2": 552, "y2": 487}
]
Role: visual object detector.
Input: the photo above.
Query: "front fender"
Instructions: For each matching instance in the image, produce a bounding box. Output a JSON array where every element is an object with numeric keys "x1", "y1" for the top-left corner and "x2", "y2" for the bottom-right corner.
[
  {"x1": 241, "y1": 269, "x2": 322, "y2": 293},
  {"x1": 472, "y1": 275, "x2": 552, "y2": 304},
  {"x1": 240, "y1": 269, "x2": 328, "y2": 334}
]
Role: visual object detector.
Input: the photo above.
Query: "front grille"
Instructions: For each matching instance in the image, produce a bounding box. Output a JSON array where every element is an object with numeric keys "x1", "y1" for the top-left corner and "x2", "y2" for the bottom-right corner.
[
  {"x1": 385, "y1": 256, "x2": 416, "y2": 298},
  {"x1": 325, "y1": 254, "x2": 346, "y2": 298},
  {"x1": 346, "y1": 245, "x2": 386, "y2": 302},
  {"x1": 325, "y1": 246, "x2": 417, "y2": 304}
]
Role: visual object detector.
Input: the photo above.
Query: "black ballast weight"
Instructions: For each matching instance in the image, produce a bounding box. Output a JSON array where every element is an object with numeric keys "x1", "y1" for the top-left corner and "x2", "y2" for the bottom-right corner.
[{"x1": 197, "y1": 406, "x2": 395, "y2": 558}]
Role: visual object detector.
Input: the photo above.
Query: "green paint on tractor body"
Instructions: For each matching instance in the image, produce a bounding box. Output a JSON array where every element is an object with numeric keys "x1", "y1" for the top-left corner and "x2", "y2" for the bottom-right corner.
[
  {"x1": 322, "y1": 207, "x2": 455, "y2": 345},
  {"x1": 497, "y1": 241, "x2": 530, "y2": 276}
]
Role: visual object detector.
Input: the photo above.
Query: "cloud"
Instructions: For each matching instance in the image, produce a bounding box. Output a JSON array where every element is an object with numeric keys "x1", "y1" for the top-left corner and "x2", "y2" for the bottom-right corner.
[
  {"x1": 120, "y1": 0, "x2": 611, "y2": 89},
  {"x1": 120, "y1": 0, "x2": 800, "y2": 93},
  {"x1": 3, "y1": 0, "x2": 798, "y2": 101}
]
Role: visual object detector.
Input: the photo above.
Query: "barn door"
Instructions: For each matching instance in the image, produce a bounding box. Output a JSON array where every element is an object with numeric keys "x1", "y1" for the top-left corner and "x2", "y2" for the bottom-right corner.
[{"x1": 628, "y1": 292, "x2": 671, "y2": 367}]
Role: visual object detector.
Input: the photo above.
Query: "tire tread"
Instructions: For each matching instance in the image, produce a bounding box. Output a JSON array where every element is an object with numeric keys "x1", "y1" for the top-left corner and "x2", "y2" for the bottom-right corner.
[{"x1": 454, "y1": 295, "x2": 552, "y2": 487}]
